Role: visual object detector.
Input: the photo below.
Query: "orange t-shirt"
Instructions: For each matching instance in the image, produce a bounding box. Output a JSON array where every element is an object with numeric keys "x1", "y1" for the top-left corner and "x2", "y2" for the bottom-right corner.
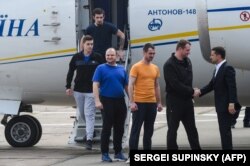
[{"x1": 129, "y1": 61, "x2": 160, "y2": 102}]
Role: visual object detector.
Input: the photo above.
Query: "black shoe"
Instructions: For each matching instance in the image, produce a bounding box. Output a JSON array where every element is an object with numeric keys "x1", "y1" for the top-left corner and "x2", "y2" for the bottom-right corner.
[
  {"x1": 231, "y1": 122, "x2": 236, "y2": 128},
  {"x1": 243, "y1": 122, "x2": 250, "y2": 128},
  {"x1": 86, "y1": 140, "x2": 92, "y2": 150}
]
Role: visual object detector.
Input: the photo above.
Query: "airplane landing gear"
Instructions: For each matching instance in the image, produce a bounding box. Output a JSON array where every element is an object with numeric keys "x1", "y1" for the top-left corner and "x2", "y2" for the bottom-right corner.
[
  {"x1": 4, "y1": 115, "x2": 42, "y2": 147},
  {"x1": 1, "y1": 114, "x2": 10, "y2": 126}
]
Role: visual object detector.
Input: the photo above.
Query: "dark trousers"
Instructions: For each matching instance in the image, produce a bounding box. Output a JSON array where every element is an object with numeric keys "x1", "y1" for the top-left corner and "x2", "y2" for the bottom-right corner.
[
  {"x1": 244, "y1": 107, "x2": 250, "y2": 124},
  {"x1": 129, "y1": 103, "x2": 157, "y2": 150},
  {"x1": 231, "y1": 110, "x2": 240, "y2": 125},
  {"x1": 167, "y1": 100, "x2": 201, "y2": 150},
  {"x1": 232, "y1": 107, "x2": 250, "y2": 126},
  {"x1": 100, "y1": 96, "x2": 127, "y2": 154},
  {"x1": 217, "y1": 111, "x2": 233, "y2": 150}
]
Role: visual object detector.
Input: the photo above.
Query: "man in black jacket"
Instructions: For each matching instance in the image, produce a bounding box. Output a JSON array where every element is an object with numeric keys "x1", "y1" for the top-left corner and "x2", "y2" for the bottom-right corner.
[
  {"x1": 199, "y1": 46, "x2": 240, "y2": 150},
  {"x1": 163, "y1": 39, "x2": 201, "y2": 150},
  {"x1": 66, "y1": 35, "x2": 104, "y2": 150}
]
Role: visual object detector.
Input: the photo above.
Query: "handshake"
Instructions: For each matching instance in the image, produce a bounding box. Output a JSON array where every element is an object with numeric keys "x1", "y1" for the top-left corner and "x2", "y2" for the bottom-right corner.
[{"x1": 193, "y1": 88, "x2": 201, "y2": 97}]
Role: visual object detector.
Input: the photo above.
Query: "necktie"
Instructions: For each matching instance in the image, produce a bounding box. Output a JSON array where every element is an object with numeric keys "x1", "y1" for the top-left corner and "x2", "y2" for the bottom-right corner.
[{"x1": 212, "y1": 69, "x2": 216, "y2": 83}]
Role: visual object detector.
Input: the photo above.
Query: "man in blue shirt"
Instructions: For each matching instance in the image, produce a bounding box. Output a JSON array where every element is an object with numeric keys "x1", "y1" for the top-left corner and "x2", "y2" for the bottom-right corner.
[
  {"x1": 85, "y1": 8, "x2": 125, "y2": 61},
  {"x1": 93, "y1": 48, "x2": 128, "y2": 162}
]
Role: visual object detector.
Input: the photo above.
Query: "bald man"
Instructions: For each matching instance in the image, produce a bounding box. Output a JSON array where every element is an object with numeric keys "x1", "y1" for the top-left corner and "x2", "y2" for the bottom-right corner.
[{"x1": 92, "y1": 48, "x2": 128, "y2": 162}]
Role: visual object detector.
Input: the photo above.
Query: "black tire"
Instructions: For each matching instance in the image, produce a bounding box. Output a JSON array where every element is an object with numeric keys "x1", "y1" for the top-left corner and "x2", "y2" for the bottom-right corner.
[
  {"x1": 22, "y1": 115, "x2": 42, "y2": 146},
  {"x1": 5, "y1": 116, "x2": 38, "y2": 147}
]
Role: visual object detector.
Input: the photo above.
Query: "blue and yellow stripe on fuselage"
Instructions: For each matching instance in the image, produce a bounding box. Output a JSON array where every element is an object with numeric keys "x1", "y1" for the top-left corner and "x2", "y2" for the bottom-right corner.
[
  {"x1": 0, "y1": 48, "x2": 76, "y2": 65},
  {"x1": 130, "y1": 24, "x2": 250, "y2": 49}
]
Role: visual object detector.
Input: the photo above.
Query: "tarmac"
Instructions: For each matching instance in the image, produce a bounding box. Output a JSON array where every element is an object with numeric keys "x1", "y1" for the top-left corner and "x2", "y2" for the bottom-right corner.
[{"x1": 0, "y1": 105, "x2": 250, "y2": 166}]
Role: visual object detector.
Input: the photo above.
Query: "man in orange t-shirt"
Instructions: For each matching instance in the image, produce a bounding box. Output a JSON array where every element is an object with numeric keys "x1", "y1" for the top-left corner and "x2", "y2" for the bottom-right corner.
[{"x1": 128, "y1": 43, "x2": 163, "y2": 152}]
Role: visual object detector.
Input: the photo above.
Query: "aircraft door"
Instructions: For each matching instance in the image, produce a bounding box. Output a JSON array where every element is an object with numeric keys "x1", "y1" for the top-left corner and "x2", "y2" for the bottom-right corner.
[
  {"x1": 40, "y1": 0, "x2": 76, "y2": 50},
  {"x1": 76, "y1": 0, "x2": 90, "y2": 49}
]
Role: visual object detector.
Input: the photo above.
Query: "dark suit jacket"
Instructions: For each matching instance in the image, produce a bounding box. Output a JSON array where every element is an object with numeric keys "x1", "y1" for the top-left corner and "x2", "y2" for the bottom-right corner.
[{"x1": 200, "y1": 62, "x2": 240, "y2": 112}]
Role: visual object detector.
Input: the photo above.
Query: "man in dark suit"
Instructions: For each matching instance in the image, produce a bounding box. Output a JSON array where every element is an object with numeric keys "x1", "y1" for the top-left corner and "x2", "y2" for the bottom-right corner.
[{"x1": 198, "y1": 46, "x2": 240, "y2": 150}]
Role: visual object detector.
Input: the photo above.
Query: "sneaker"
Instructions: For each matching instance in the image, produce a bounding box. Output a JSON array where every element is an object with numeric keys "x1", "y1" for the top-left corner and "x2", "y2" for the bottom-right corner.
[
  {"x1": 126, "y1": 157, "x2": 130, "y2": 164},
  {"x1": 102, "y1": 153, "x2": 112, "y2": 162},
  {"x1": 85, "y1": 140, "x2": 92, "y2": 150},
  {"x1": 114, "y1": 152, "x2": 127, "y2": 161}
]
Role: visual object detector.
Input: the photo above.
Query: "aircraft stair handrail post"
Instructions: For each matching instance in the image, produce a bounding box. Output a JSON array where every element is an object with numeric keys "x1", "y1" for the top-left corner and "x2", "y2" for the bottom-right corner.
[
  {"x1": 122, "y1": 28, "x2": 132, "y2": 149},
  {"x1": 124, "y1": 27, "x2": 131, "y2": 72}
]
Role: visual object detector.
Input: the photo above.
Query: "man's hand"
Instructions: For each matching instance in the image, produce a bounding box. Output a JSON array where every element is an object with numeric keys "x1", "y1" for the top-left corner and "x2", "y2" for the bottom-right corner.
[
  {"x1": 228, "y1": 103, "x2": 236, "y2": 114},
  {"x1": 117, "y1": 50, "x2": 125, "y2": 61},
  {"x1": 95, "y1": 101, "x2": 103, "y2": 110},
  {"x1": 130, "y1": 102, "x2": 138, "y2": 112},
  {"x1": 66, "y1": 89, "x2": 73, "y2": 96},
  {"x1": 193, "y1": 88, "x2": 201, "y2": 97},
  {"x1": 157, "y1": 103, "x2": 163, "y2": 112}
]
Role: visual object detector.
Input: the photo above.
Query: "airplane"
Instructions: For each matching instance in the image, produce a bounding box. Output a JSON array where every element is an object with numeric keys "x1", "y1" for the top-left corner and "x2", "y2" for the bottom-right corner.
[{"x1": 0, "y1": 0, "x2": 250, "y2": 147}]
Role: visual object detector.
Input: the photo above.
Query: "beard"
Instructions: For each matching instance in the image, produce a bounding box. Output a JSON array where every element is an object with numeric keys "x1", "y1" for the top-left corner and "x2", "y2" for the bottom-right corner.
[
  {"x1": 96, "y1": 22, "x2": 103, "y2": 26},
  {"x1": 146, "y1": 56, "x2": 153, "y2": 62}
]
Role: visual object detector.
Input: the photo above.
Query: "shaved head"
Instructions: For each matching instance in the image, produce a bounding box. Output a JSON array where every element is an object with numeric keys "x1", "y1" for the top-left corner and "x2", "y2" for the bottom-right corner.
[
  {"x1": 105, "y1": 48, "x2": 117, "y2": 65},
  {"x1": 106, "y1": 48, "x2": 116, "y2": 55}
]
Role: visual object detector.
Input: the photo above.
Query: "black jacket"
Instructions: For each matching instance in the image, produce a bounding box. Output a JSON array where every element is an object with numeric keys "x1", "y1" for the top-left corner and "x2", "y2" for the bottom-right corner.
[
  {"x1": 66, "y1": 52, "x2": 104, "y2": 93},
  {"x1": 163, "y1": 53, "x2": 194, "y2": 101},
  {"x1": 200, "y1": 62, "x2": 240, "y2": 112}
]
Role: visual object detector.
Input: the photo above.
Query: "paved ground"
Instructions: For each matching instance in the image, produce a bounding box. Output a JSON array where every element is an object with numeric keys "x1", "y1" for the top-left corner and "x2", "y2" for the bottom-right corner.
[{"x1": 0, "y1": 105, "x2": 249, "y2": 166}]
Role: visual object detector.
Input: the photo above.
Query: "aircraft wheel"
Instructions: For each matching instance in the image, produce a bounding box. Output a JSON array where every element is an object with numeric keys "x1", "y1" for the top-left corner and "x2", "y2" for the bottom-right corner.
[
  {"x1": 5, "y1": 116, "x2": 38, "y2": 147},
  {"x1": 22, "y1": 115, "x2": 42, "y2": 146}
]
